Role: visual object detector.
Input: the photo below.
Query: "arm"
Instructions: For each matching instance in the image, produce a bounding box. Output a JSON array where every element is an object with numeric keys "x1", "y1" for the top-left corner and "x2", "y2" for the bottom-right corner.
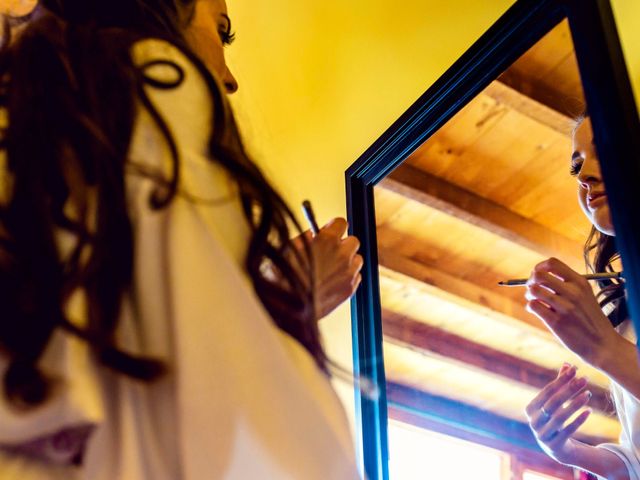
[
  {"x1": 568, "y1": 442, "x2": 630, "y2": 480},
  {"x1": 593, "y1": 335, "x2": 640, "y2": 402},
  {"x1": 526, "y1": 257, "x2": 640, "y2": 400}
]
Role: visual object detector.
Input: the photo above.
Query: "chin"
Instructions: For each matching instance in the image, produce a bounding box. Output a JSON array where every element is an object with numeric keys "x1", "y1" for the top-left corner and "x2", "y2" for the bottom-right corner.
[
  {"x1": 594, "y1": 224, "x2": 615, "y2": 236},
  {"x1": 592, "y1": 208, "x2": 615, "y2": 236}
]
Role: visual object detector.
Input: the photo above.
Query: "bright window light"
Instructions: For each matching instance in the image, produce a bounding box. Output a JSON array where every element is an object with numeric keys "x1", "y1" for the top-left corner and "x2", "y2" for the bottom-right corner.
[
  {"x1": 523, "y1": 471, "x2": 564, "y2": 480},
  {"x1": 387, "y1": 420, "x2": 507, "y2": 480}
]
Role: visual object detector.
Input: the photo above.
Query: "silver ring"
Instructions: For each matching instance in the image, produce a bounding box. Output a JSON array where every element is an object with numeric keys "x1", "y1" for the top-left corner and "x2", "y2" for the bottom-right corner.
[{"x1": 540, "y1": 407, "x2": 551, "y2": 424}]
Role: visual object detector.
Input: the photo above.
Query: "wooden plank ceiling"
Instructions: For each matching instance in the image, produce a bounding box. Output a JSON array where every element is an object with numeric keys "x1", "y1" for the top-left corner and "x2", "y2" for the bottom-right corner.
[{"x1": 373, "y1": 19, "x2": 619, "y2": 444}]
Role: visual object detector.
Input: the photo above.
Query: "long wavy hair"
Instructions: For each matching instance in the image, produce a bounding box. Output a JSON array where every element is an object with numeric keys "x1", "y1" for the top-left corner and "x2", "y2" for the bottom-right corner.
[
  {"x1": 0, "y1": 0, "x2": 325, "y2": 408},
  {"x1": 573, "y1": 114, "x2": 627, "y2": 327},
  {"x1": 583, "y1": 228, "x2": 627, "y2": 327}
]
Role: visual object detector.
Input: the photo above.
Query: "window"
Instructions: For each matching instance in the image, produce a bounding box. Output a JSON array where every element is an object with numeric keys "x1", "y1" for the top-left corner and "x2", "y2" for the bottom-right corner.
[
  {"x1": 522, "y1": 472, "x2": 565, "y2": 480},
  {"x1": 388, "y1": 420, "x2": 508, "y2": 480}
]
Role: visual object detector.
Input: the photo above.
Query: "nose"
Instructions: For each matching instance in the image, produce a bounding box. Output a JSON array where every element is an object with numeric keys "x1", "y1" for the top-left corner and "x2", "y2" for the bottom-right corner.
[
  {"x1": 223, "y1": 67, "x2": 238, "y2": 94},
  {"x1": 577, "y1": 154, "x2": 602, "y2": 189}
]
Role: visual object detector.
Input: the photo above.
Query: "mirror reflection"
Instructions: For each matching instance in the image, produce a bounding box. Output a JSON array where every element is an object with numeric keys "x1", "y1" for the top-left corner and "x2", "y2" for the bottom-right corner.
[{"x1": 374, "y1": 19, "x2": 623, "y2": 480}]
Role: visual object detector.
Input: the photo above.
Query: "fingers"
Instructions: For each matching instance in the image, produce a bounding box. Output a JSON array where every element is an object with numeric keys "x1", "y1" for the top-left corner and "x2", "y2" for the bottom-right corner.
[
  {"x1": 317, "y1": 218, "x2": 361, "y2": 265},
  {"x1": 538, "y1": 386, "x2": 591, "y2": 441},
  {"x1": 526, "y1": 268, "x2": 586, "y2": 307},
  {"x1": 317, "y1": 218, "x2": 360, "y2": 259},
  {"x1": 557, "y1": 362, "x2": 571, "y2": 376},
  {"x1": 543, "y1": 375, "x2": 588, "y2": 415},
  {"x1": 526, "y1": 299, "x2": 560, "y2": 326},
  {"x1": 340, "y1": 236, "x2": 360, "y2": 262},
  {"x1": 527, "y1": 270, "x2": 565, "y2": 294},
  {"x1": 540, "y1": 377, "x2": 587, "y2": 415},
  {"x1": 305, "y1": 216, "x2": 364, "y2": 319},
  {"x1": 525, "y1": 283, "x2": 573, "y2": 314},
  {"x1": 525, "y1": 364, "x2": 592, "y2": 459},
  {"x1": 290, "y1": 230, "x2": 313, "y2": 250},
  {"x1": 331, "y1": 254, "x2": 363, "y2": 295},
  {"x1": 351, "y1": 254, "x2": 364, "y2": 276},
  {"x1": 533, "y1": 257, "x2": 583, "y2": 283},
  {"x1": 321, "y1": 217, "x2": 348, "y2": 238},
  {"x1": 526, "y1": 365, "x2": 577, "y2": 416},
  {"x1": 526, "y1": 365, "x2": 592, "y2": 453},
  {"x1": 551, "y1": 409, "x2": 591, "y2": 446},
  {"x1": 350, "y1": 273, "x2": 362, "y2": 295}
]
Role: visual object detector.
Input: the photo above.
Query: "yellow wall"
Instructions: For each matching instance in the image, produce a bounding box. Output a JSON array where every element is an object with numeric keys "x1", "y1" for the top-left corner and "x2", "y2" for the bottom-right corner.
[
  {"x1": 612, "y1": 0, "x2": 640, "y2": 109},
  {"x1": 225, "y1": 0, "x2": 516, "y2": 417}
]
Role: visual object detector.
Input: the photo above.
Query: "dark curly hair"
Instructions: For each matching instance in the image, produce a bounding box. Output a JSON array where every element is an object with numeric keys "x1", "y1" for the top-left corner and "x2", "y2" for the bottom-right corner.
[
  {"x1": 0, "y1": 0, "x2": 325, "y2": 408},
  {"x1": 573, "y1": 114, "x2": 627, "y2": 328},
  {"x1": 583, "y1": 228, "x2": 627, "y2": 327}
]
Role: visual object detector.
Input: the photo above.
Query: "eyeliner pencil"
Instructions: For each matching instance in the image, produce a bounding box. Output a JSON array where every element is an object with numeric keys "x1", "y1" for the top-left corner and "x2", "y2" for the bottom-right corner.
[
  {"x1": 498, "y1": 271, "x2": 624, "y2": 287},
  {"x1": 301, "y1": 200, "x2": 320, "y2": 235}
]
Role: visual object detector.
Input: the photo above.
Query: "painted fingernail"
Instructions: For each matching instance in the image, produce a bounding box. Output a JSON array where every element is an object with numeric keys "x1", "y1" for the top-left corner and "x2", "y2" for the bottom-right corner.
[{"x1": 572, "y1": 377, "x2": 588, "y2": 388}]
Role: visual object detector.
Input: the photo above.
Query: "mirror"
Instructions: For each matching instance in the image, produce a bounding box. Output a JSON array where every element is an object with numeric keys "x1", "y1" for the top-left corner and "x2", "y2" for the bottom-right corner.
[
  {"x1": 347, "y1": 1, "x2": 640, "y2": 479},
  {"x1": 375, "y1": 19, "x2": 609, "y2": 480}
]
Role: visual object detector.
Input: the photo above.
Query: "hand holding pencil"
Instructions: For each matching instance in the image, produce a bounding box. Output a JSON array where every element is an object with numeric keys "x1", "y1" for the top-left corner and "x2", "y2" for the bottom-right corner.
[
  {"x1": 519, "y1": 257, "x2": 622, "y2": 364},
  {"x1": 294, "y1": 200, "x2": 363, "y2": 320}
]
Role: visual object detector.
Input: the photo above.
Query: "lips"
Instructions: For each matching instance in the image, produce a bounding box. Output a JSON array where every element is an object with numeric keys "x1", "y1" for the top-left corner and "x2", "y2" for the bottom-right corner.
[{"x1": 587, "y1": 191, "x2": 607, "y2": 209}]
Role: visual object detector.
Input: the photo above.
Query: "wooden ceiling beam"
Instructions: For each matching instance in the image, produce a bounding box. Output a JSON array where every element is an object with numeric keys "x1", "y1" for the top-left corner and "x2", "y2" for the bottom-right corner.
[
  {"x1": 387, "y1": 382, "x2": 611, "y2": 455},
  {"x1": 387, "y1": 382, "x2": 541, "y2": 455},
  {"x1": 382, "y1": 309, "x2": 612, "y2": 414},
  {"x1": 378, "y1": 251, "x2": 541, "y2": 331},
  {"x1": 497, "y1": 69, "x2": 585, "y2": 120},
  {"x1": 379, "y1": 163, "x2": 583, "y2": 265},
  {"x1": 388, "y1": 405, "x2": 577, "y2": 479},
  {"x1": 483, "y1": 80, "x2": 574, "y2": 136}
]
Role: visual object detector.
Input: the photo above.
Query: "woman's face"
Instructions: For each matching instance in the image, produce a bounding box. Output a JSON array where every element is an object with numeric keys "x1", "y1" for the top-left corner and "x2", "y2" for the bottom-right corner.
[
  {"x1": 572, "y1": 117, "x2": 615, "y2": 235},
  {"x1": 184, "y1": 0, "x2": 238, "y2": 94}
]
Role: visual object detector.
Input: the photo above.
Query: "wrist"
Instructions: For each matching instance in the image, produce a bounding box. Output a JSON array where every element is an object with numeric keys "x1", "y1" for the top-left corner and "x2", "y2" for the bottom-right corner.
[
  {"x1": 553, "y1": 439, "x2": 585, "y2": 466},
  {"x1": 591, "y1": 333, "x2": 630, "y2": 373},
  {"x1": 563, "y1": 442, "x2": 628, "y2": 479}
]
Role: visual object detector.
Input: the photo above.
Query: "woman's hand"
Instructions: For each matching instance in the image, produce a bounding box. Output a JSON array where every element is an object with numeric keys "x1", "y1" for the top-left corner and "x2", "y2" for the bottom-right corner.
[
  {"x1": 525, "y1": 364, "x2": 592, "y2": 464},
  {"x1": 291, "y1": 218, "x2": 363, "y2": 320},
  {"x1": 525, "y1": 257, "x2": 619, "y2": 364}
]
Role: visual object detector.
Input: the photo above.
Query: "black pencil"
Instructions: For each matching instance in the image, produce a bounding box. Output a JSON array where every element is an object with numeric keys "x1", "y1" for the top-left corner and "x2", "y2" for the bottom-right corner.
[
  {"x1": 301, "y1": 200, "x2": 320, "y2": 235},
  {"x1": 498, "y1": 271, "x2": 623, "y2": 287}
]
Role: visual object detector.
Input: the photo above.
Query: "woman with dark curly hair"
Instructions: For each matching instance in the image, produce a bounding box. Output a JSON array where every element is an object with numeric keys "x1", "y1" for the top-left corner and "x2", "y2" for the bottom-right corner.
[
  {"x1": 525, "y1": 115, "x2": 638, "y2": 480},
  {"x1": 0, "y1": 1, "x2": 363, "y2": 478}
]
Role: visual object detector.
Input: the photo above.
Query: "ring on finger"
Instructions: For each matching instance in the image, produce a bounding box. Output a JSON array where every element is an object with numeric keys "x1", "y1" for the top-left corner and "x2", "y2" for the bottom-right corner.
[{"x1": 540, "y1": 406, "x2": 551, "y2": 424}]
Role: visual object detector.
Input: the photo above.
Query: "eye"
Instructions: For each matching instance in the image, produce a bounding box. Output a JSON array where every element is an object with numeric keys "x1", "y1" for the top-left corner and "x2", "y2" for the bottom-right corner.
[
  {"x1": 570, "y1": 155, "x2": 583, "y2": 176},
  {"x1": 218, "y1": 28, "x2": 236, "y2": 46},
  {"x1": 218, "y1": 15, "x2": 236, "y2": 46}
]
